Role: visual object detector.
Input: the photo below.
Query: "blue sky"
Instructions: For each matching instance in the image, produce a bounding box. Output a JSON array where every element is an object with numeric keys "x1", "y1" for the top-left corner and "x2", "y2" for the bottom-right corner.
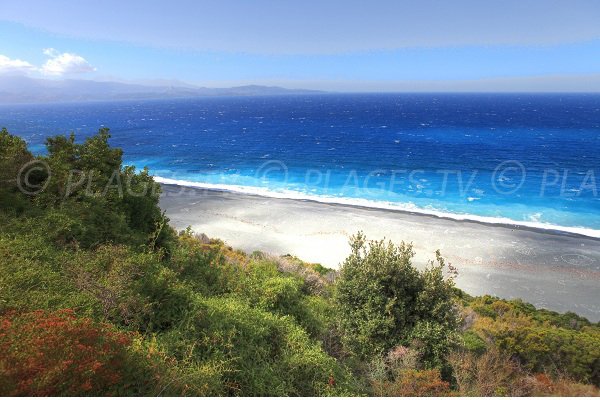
[{"x1": 1, "y1": 0, "x2": 599, "y2": 91}]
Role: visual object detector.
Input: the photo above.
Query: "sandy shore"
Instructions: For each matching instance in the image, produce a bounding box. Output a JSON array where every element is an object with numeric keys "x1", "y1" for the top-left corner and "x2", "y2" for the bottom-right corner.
[{"x1": 160, "y1": 184, "x2": 600, "y2": 321}]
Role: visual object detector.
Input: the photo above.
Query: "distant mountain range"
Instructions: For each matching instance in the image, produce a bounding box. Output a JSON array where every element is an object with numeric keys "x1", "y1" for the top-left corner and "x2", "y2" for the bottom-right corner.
[{"x1": 0, "y1": 76, "x2": 323, "y2": 104}]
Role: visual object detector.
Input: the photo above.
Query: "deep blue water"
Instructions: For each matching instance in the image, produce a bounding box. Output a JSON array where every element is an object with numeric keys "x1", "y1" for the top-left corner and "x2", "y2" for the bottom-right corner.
[{"x1": 1, "y1": 93, "x2": 600, "y2": 233}]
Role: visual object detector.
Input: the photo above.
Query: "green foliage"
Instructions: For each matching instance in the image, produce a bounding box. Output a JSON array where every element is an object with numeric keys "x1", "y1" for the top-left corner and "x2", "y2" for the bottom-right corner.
[
  {"x1": 129, "y1": 334, "x2": 228, "y2": 396},
  {"x1": 161, "y1": 296, "x2": 357, "y2": 396},
  {"x1": 0, "y1": 128, "x2": 361, "y2": 395},
  {"x1": 4, "y1": 128, "x2": 176, "y2": 251},
  {"x1": 470, "y1": 295, "x2": 593, "y2": 329},
  {"x1": 464, "y1": 296, "x2": 600, "y2": 385},
  {"x1": 0, "y1": 127, "x2": 33, "y2": 213},
  {"x1": 230, "y1": 260, "x2": 304, "y2": 314},
  {"x1": 0, "y1": 233, "x2": 98, "y2": 314},
  {"x1": 473, "y1": 312, "x2": 600, "y2": 385},
  {"x1": 410, "y1": 320, "x2": 459, "y2": 375},
  {"x1": 461, "y1": 330, "x2": 487, "y2": 355},
  {"x1": 334, "y1": 232, "x2": 458, "y2": 364}
]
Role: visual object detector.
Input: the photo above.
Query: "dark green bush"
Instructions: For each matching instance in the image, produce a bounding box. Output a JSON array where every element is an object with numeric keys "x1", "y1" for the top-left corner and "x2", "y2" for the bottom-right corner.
[{"x1": 334, "y1": 232, "x2": 458, "y2": 363}]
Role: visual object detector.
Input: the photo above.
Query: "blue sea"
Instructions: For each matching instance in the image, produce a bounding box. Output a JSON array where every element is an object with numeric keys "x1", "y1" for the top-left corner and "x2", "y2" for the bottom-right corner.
[{"x1": 2, "y1": 93, "x2": 600, "y2": 235}]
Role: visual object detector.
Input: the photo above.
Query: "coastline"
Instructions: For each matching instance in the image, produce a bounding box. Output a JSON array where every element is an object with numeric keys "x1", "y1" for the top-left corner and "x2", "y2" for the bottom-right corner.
[
  {"x1": 154, "y1": 176, "x2": 600, "y2": 240},
  {"x1": 159, "y1": 183, "x2": 600, "y2": 321}
]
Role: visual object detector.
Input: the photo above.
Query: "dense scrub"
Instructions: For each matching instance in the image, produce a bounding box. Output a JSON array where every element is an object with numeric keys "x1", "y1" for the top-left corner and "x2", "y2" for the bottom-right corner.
[{"x1": 0, "y1": 128, "x2": 598, "y2": 396}]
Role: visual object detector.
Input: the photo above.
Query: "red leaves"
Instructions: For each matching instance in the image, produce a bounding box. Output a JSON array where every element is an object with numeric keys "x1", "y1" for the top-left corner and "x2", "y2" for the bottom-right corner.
[
  {"x1": 0, "y1": 309, "x2": 131, "y2": 396},
  {"x1": 371, "y1": 369, "x2": 452, "y2": 397},
  {"x1": 328, "y1": 375, "x2": 336, "y2": 387}
]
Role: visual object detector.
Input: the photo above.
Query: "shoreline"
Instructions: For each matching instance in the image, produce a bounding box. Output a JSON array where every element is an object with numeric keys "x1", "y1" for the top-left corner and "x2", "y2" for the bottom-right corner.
[
  {"x1": 154, "y1": 176, "x2": 600, "y2": 240},
  {"x1": 159, "y1": 183, "x2": 600, "y2": 321}
]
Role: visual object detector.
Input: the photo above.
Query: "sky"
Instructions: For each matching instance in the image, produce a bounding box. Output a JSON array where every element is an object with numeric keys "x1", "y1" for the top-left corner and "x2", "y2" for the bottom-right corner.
[{"x1": 0, "y1": 0, "x2": 599, "y2": 91}]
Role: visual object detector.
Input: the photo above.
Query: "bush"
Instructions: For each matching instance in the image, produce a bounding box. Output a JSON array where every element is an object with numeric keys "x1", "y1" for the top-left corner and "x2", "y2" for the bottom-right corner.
[
  {"x1": 0, "y1": 234, "x2": 97, "y2": 314},
  {"x1": 449, "y1": 347, "x2": 600, "y2": 396},
  {"x1": 472, "y1": 310, "x2": 600, "y2": 385},
  {"x1": 0, "y1": 310, "x2": 134, "y2": 396},
  {"x1": 334, "y1": 232, "x2": 458, "y2": 361},
  {"x1": 140, "y1": 267, "x2": 194, "y2": 332},
  {"x1": 64, "y1": 245, "x2": 171, "y2": 330},
  {"x1": 410, "y1": 320, "x2": 459, "y2": 375},
  {"x1": 168, "y1": 231, "x2": 226, "y2": 295},
  {"x1": 371, "y1": 368, "x2": 452, "y2": 396},
  {"x1": 461, "y1": 330, "x2": 487, "y2": 355},
  {"x1": 128, "y1": 335, "x2": 227, "y2": 396},
  {"x1": 449, "y1": 347, "x2": 529, "y2": 396},
  {"x1": 368, "y1": 344, "x2": 452, "y2": 396},
  {"x1": 0, "y1": 128, "x2": 33, "y2": 214},
  {"x1": 161, "y1": 296, "x2": 358, "y2": 396},
  {"x1": 23, "y1": 128, "x2": 175, "y2": 251},
  {"x1": 528, "y1": 373, "x2": 600, "y2": 396}
]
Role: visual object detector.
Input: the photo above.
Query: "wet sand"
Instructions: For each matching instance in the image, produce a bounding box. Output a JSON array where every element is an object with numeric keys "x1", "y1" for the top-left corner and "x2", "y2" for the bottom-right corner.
[{"x1": 160, "y1": 184, "x2": 600, "y2": 321}]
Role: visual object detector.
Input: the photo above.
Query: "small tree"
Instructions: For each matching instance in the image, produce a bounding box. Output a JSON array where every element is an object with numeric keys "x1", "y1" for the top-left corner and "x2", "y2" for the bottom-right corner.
[{"x1": 334, "y1": 232, "x2": 458, "y2": 364}]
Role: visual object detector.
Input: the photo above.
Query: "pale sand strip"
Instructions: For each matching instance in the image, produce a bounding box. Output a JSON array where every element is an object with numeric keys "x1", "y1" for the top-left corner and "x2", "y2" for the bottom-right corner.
[{"x1": 160, "y1": 184, "x2": 600, "y2": 321}]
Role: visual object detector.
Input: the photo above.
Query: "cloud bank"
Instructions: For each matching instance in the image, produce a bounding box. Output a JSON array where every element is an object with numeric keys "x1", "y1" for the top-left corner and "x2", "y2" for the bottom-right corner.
[{"x1": 0, "y1": 49, "x2": 95, "y2": 76}]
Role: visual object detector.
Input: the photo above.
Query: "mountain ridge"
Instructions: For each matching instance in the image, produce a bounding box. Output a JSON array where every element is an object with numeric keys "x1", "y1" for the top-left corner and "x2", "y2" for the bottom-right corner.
[{"x1": 0, "y1": 76, "x2": 324, "y2": 104}]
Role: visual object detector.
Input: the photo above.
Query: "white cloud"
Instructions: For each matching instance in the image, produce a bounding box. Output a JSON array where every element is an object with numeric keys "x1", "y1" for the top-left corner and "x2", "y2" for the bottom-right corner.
[
  {"x1": 40, "y1": 48, "x2": 96, "y2": 76},
  {"x1": 0, "y1": 54, "x2": 36, "y2": 75},
  {"x1": 43, "y1": 48, "x2": 57, "y2": 57}
]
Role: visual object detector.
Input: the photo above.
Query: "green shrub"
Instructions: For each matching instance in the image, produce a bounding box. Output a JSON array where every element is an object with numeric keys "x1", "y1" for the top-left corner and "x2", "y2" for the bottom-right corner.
[
  {"x1": 139, "y1": 267, "x2": 194, "y2": 332},
  {"x1": 473, "y1": 310, "x2": 600, "y2": 385},
  {"x1": 0, "y1": 235, "x2": 97, "y2": 314},
  {"x1": 0, "y1": 128, "x2": 33, "y2": 214},
  {"x1": 162, "y1": 296, "x2": 358, "y2": 396},
  {"x1": 461, "y1": 330, "x2": 487, "y2": 355},
  {"x1": 334, "y1": 232, "x2": 458, "y2": 362},
  {"x1": 410, "y1": 320, "x2": 459, "y2": 374},
  {"x1": 128, "y1": 334, "x2": 227, "y2": 396},
  {"x1": 168, "y1": 232, "x2": 228, "y2": 295}
]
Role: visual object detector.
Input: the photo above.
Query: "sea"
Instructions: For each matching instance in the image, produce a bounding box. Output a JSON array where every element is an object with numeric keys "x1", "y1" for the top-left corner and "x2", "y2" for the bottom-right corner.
[{"x1": 1, "y1": 93, "x2": 600, "y2": 236}]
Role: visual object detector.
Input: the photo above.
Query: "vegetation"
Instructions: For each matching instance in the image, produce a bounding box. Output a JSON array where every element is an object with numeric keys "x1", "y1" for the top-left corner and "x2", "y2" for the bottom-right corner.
[{"x1": 0, "y1": 127, "x2": 599, "y2": 396}]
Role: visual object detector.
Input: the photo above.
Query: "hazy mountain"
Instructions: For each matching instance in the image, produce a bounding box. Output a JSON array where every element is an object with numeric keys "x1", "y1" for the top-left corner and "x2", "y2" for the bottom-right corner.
[{"x1": 0, "y1": 76, "x2": 323, "y2": 104}]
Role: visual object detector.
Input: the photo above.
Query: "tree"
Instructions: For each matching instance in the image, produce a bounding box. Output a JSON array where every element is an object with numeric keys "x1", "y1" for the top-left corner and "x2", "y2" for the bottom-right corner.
[
  {"x1": 33, "y1": 128, "x2": 174, "y2": 250},
  {"x1": 0, "y1": 128, "x2": 34, "y2": 213},
  {"x1": 334, "y1": 232, "x2": 458, "y2": 364}
]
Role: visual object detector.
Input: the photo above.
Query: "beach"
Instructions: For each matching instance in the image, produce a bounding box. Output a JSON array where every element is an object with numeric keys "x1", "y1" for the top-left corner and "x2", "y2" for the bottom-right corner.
[{"x1": 160, "y1": 183, "x2": 600, "y2": 322}]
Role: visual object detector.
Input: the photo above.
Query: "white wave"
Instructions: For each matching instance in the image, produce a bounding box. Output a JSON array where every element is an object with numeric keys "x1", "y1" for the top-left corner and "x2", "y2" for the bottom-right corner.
[
  {"x1": 154, "y1": 176, "x2": 600, "y2": 239},
  {"x1": 528, "y1": 212, "x2": 543, "y2": 222}
]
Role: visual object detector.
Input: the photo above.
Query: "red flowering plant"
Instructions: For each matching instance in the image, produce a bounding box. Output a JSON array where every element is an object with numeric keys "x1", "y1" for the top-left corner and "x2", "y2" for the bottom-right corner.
[{"x1": 0, "y1": 309, "x2": 133, "y2": 396}]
